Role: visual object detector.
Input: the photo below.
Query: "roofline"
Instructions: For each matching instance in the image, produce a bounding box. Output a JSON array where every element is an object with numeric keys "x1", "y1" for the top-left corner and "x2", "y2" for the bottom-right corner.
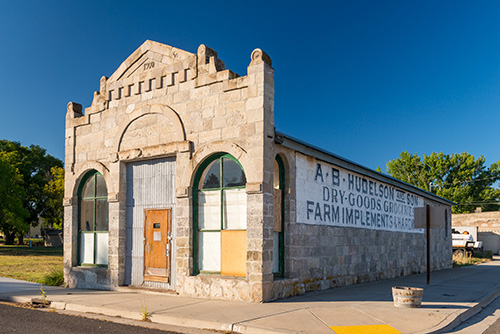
[
  {"x1": 107, "y1": 40, "x2": 195, "y2": 83},
  {"x1": 274, "y1": 131, "x2": 456, "y2": 206}
]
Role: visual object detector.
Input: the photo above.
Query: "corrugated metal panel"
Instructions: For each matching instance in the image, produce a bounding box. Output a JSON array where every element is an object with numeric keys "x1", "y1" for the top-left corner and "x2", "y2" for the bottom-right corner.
[{"x1": 125, "y1": 157, "x2": 176, "y2": 289}]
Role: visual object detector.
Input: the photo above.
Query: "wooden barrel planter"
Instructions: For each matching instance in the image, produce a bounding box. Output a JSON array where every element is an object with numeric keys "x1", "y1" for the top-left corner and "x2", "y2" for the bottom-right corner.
[{"x1": 392, "y1": 286, "x2": 424, "y2": 308}]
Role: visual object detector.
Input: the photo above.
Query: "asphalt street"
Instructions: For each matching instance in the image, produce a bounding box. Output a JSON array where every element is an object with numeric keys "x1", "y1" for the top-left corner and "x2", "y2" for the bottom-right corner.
[{"x1": 0, "y1": 302, "x2": 182, "y2": 334}]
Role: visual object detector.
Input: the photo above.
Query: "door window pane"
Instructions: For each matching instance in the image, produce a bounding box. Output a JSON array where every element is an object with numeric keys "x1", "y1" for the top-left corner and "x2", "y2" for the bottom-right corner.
[
  {"x1": 80, "y1": 200, "x2": 94, "y2": 232},
  {"x1": 223, "y1": 158, "x2": 246, "y2": 187},
  {"x1": 80, "y1": 233, "x2": 94, "y2": 264},
  {"x1": 199, "y1": 232, "x2": 220, "y2": 272},
  {"x1": 96, "y1": 173, "x2": 108, "y2": 197},
  {"x1": 223, "y1": 188, "x2": 246, "y2": 230},
  {"x1": 198, "y1": 190, "x2": 221, "y2": 230},
  {"x1": 95, "y1": 199, "x2": 109, "y2": 231},
  {"x1": 95, "y1": 233, "x2": 109, "y2": 265},
  {"x1": 200, "y1": 160, "x2": 220, "y2": 189},
  {"x1": 82, "y1": 176, "x2": 95, "y2": 199}
]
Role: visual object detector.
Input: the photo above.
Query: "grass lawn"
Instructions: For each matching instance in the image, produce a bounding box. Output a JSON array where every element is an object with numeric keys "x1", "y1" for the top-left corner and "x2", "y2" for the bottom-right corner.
[{"x1": 0, "y1": 245, "x2": 63, "y2": 284}]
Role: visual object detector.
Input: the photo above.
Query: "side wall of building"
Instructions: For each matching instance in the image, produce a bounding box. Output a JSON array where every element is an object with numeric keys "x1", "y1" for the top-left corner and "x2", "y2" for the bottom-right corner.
[{"x1": 270, "y1": 147, "x2": 452, "y2": 300}]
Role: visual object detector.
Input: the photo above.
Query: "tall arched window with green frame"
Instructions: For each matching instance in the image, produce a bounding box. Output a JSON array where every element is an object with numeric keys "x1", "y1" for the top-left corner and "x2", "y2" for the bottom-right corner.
[
  {"x1": 78, "y1": 170, "x2": 109, "y2": 266},
  {"x1": 193, "y1": 153, "x2": 247, "y2": 277},
  {"x1": 273, "y1": 155, "x2": 285, "y2": 278}
]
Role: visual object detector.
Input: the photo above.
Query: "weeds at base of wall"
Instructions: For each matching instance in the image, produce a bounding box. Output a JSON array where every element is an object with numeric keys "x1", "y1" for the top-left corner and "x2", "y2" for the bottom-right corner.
[{"x1": 453, "y1": 252, "x2": 491, "y2": 267}]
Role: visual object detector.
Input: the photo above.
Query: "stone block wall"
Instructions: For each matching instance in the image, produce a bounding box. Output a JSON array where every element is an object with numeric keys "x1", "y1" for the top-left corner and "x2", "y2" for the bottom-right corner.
[
  {"x1": 270, "y1": 207, "x2": 451, "y2": 300},
  {"x1": 269, "y1": 147, "x2": 452, "y2": 300},
  {"x1": 64, "y1": 40, "x2": 275, "y2": 302}
]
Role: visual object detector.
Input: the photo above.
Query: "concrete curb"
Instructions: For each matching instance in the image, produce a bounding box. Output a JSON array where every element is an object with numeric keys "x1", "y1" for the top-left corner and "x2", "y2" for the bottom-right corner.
[
  {"x1": 150, "y1": 313, "x2": 233, "y2": 332},
  {"x1": 0, "y1": 291, "x2": 293, "y2": 334},
  {"x1": 0, "y1": 294, "x2": 34, "y2": 305},
  {"x1": 0, "y1": 293, "x2": 230, "y2": 333},
  {"x1": 424, "y1": 286, "x2": 500, "y2": 334},
  {"x1": 2, "y1": 283, "x2": 500, "y2": 334},
  {"x1": 57, "y1": 302, "x2": 235, "y2": 333}
]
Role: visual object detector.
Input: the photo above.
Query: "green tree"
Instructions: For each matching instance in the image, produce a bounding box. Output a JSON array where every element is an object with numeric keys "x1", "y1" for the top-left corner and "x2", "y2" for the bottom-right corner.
[
  {"x1": 41, "y1": 166, "x2": 65, "y2": 230},
  {"x1": 0, "y1": 140, "x2": 63, "y2": 244},
  {"x1": 386, "y1": 151, "x2": 500, "y2": 213},
  {"x1": 0, "y1": 152, "x2": 28, "y2": 244}
]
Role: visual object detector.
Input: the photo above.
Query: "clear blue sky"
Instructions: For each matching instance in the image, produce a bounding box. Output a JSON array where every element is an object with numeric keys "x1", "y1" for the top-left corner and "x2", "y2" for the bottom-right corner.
[{"x1": 1, "y1": 1, "x2": 499, "y2": 170}]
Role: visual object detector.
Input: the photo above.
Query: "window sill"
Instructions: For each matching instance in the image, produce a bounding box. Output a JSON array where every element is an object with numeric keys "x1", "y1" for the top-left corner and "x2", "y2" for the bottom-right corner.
[
  {"x1": 76, "y1": 264, "x2": 108, "y2": 269},
  {"x1": 197, "y1": 272, "x2": 246, "y2": 280}
]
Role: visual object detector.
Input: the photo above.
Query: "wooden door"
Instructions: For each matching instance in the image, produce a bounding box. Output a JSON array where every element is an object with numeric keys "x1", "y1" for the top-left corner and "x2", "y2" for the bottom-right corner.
[{"x1": 144, "y1": 209, "x2": 171, "y2": 283}]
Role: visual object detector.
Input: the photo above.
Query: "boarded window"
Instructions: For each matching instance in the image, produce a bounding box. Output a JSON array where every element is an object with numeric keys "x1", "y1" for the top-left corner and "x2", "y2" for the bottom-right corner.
[
  {"x1": 221, "y1": 230, "x2": 247, "y2": 276},
  {"x1": 273, "y1": 156, "x2": 285, "y2": 277}
]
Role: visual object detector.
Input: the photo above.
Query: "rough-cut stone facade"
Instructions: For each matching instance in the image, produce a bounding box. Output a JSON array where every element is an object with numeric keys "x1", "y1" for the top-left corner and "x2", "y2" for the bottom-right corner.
[
  {"x1": 453, "y1": 212, "x2": 500, "y2": 254},
  {"x1": 268, "y1": 145, "x2": 452, "y2": 300},
  {"x1": 64, "y1": 40, "x2": 452, "y2": 302}
]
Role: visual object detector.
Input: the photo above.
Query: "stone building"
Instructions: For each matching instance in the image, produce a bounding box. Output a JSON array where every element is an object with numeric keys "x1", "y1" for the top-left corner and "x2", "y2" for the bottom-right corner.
[
  {"x1": 64, "y1": 40, "x2": 453, "y2": 302},
  {"x1": 453, "y1": 211, "x2": 500, "y2": 254}
]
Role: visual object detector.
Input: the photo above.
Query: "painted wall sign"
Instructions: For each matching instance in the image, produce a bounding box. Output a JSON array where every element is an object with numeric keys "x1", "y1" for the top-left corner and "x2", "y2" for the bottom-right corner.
[{"x1": 296, "y1": 154, "x2": 424, "y2": 233}]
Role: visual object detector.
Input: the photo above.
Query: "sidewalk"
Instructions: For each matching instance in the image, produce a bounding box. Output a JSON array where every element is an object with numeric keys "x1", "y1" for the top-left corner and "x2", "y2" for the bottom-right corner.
[{"x1": 1, "y1": 258, "x2": 500, "y2": 334}]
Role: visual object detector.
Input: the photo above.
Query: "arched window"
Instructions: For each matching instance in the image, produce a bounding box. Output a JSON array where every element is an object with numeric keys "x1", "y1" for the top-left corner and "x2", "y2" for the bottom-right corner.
[
  {"x1": 273, "y1": 156, "x2": 285, "y2": 278},
  {"x1": 193, "y1": 153, "x2": 247, "y2": 276},
  {"x1": 78, "y1": 171, "x2": 109, "y2": 266}
]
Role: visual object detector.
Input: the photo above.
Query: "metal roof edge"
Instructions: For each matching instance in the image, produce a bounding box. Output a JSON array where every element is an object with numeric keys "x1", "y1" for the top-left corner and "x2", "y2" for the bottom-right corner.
[{"x1": 274, "y1": 131, "x2": 456, "y2": 206}]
